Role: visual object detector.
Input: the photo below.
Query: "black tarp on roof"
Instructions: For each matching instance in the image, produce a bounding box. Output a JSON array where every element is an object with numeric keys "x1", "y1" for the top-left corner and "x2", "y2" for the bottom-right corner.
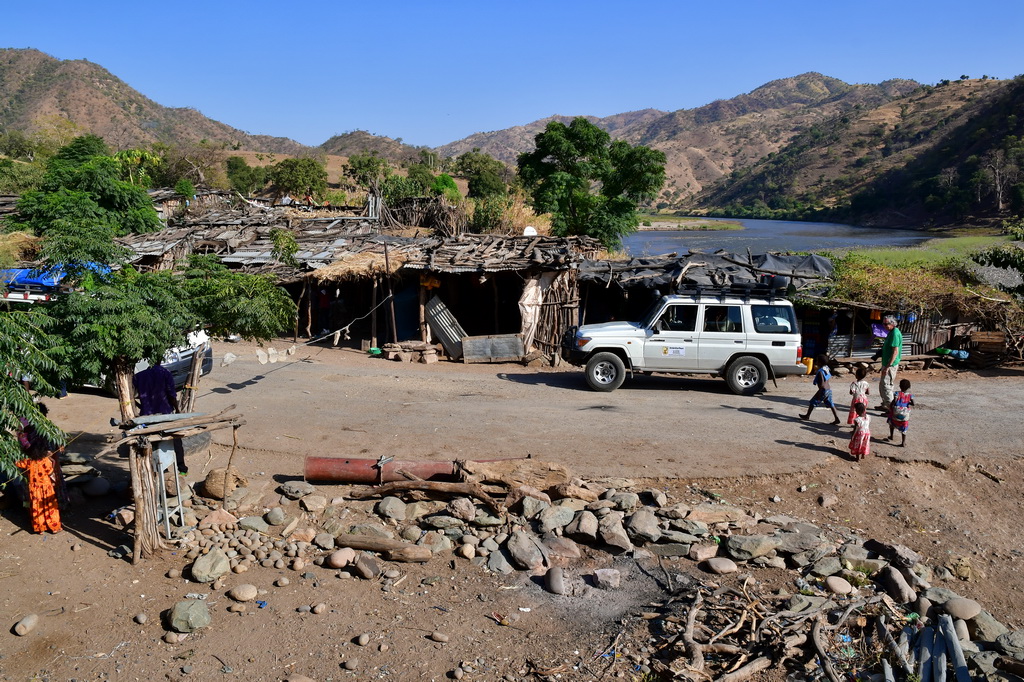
[{"x1": 577, "y1": 251, "x2": 833, "y2": 291}]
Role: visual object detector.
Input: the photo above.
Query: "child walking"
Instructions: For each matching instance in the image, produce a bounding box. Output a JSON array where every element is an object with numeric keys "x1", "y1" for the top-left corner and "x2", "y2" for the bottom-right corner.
[
  {"x1": 847, "y1": 366, "x2": 871, "y2": 425},
  {"x1": 15, "y1": 411, "x2": 63, "y2": 534},
  {"x1": 849, "y1": 403, "x2": 871, "y2": 460},
  {"x1": 800, "y1": 355, "x2": 841, "y2": 424},
  {"x1": 885, "y1": 379, "x2": 914, "y2": 447}
]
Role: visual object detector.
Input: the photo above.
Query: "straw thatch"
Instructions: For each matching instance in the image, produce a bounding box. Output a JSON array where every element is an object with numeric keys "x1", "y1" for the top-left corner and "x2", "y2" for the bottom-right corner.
[
  {"x1": 310, "y1": 251, "x2": 407, "y2": 282},
  {"x1": 0, "y1": 231, "x2": 40, "y2": 263}
]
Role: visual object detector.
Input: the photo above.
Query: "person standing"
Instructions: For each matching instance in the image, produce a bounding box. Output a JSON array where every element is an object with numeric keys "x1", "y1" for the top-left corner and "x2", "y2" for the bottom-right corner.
[
  {"x1": 133, "y1": 361, "x2": 187, "y2": 475},
  {"x1": 134, "y1": 361, "x2": 177, "y2": 416},
  {"x1": 800, "y1": 355, "x2": 841, "y2": 425},
  {"x1": 877, "y1": 315, "x2": 902, "y2": 411}
]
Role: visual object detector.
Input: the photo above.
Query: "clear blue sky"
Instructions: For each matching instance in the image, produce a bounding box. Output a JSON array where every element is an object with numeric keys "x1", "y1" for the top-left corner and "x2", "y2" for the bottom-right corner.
[{"x1": 3, "y1": 0, "x2": 1022, "y2": 149}]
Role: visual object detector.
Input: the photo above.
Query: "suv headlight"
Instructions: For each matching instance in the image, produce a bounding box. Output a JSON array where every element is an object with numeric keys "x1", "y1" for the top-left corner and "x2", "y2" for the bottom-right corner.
[{"x1": 576, "y1": 336, "x2": 592, "y2": 348}]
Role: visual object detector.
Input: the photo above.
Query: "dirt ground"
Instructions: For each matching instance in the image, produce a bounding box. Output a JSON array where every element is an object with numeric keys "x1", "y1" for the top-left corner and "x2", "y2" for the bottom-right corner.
[{"x1": 2, "y1": 340, "x2": 1023, "y2": 681}]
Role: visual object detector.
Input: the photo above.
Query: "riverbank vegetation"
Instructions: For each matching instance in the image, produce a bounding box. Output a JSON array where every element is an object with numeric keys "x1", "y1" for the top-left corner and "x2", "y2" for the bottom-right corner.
[{"x1": 637, "y1": 214, "x2": 743, "y2": 231}]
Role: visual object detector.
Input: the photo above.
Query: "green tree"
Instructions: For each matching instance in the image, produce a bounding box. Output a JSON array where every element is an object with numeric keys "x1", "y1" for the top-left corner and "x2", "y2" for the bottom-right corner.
[
  {"x1": 14, "y1": 136, "x2": 162, "y2": 239},
  {"x1": 430, "y1": 173, "x2": 462, "y2": 203},
  {"x1": 270, "y1": 157, "x2": 327, "y2": 199},
  {"x1": 517, "y1": 117, "x2": 666, "y2": 249},
  {"x1": 0, "y1": 309, "x2": 66, "y2": 482},
  {"x1": 455, "y1": 150, "x2": 509, "y2": 198},
  {"x1": 343, "y1": 152, "x2": 391, "y2": 191},
  {"x1": 226, "y1": 156, "x2": 269, "y2": 195},
  {"x1": 180, "y1": 255, "x2": 297, "y2": 341},
  {"x1": 113, "y1": 148, "x2": 162, "y2": 187},
  {"x1": 406, "y1": 163, "x2": 435, "y2": 194},
  {"x1": 0, "y1": 158, "x2": 44, "y2": 194},
  {"x1": 381, "y1": 175, "x2": 424, "y2": 206}
]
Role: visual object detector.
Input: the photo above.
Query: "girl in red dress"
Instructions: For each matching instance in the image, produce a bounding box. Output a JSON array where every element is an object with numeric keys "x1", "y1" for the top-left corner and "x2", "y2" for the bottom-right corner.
[{"x1": 849, "y1": 403, "x2": 871, "y2": 461}]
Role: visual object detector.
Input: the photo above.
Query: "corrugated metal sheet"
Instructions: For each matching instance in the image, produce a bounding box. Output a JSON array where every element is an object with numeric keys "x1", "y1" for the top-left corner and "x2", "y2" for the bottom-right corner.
[
  {"x1": 462, "y1": 334, "x2": 525, "y2": 364},
  {"x1": 425, "y1": 296, "x2": 466, "y2": 360}
]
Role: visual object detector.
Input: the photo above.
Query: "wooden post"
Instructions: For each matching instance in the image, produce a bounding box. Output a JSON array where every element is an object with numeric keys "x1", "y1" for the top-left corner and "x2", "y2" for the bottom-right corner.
[
  {"x1": 294, "y1": 280, "x2": 306, "y2": 343},
  {"x1": 129, "y1": 438, "x2": 167, "y2": 564},
  {"x1": 177, "y1": 351, "x2": 203, "y2": 413},
  {"x1": 493, "y1": 276, "x2": 499, "y2": 334},
  {"x1": 304, "y1": 280, "x2": 313, "y2": 338},
  {"x1": 419, "y1": 282, "x2": 428, "y2": 343},
  {"x1": 371, "y1": 277, "x2": 378, "y2": 349},
  {"x1": 384, "y1": 242, "x2": 398, "y2": 344}
]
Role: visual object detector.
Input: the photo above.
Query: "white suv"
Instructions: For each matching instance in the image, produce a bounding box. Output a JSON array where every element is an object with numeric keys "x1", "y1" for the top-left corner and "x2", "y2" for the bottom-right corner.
[{"x1": 562, "y1": 293, "x2": 805, "y2": 395}]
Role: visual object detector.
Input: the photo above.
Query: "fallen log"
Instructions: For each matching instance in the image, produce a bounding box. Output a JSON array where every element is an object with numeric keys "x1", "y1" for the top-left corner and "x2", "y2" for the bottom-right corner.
[
  {"x1": 304, "y1": 455, "x2": 527, "y2": 484},
  {"x1": 332, "y1": 534, "x2": 432, "y2": 562},
  {"x1": 347, "y1": 480, "x2": 504, "y2": 514}
]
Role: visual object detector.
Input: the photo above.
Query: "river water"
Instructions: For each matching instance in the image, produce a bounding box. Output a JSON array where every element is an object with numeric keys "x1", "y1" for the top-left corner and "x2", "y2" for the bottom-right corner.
[{"x1": 623, "y1": 218, "x2": 932, "y2": 256}]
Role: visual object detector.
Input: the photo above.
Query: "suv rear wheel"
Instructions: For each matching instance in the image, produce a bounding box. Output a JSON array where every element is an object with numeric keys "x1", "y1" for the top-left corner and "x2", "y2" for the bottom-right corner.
[
  {"x1": 585, "y1": 352, "x2": 626, "y2": 392},
  {"x1": 726, "y1": 356, "x2": 767, "y2": 395}
]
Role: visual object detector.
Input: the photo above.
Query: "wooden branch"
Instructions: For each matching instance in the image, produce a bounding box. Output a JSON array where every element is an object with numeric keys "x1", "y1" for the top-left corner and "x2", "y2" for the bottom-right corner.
[
  {"x1": 876, "y1": 614, "x2": 914, "y2": 676},
  {"x1": 811, "y1": 616, "x2": 842, "y2": 682},
  {"x1": 348, "y1": 480, "x2": 504, "y2": 514},
  {"x1": 712, "y1": 657, "x2": 771, "y2": 682},
  {"x1": 121, "y1": 405, "x2": 236, "y2": 432},
  {"x1": 332, "y1": 534, "x2": 432, "y2": 562},
  {"x1": 682, "y1": 591, "x2": 706, "y2": 673}
]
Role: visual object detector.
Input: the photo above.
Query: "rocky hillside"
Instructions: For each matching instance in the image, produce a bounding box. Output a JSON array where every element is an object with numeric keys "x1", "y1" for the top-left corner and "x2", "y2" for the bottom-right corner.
[
  {"x1": 436, "y1": 74, "x2": 920, "y2": 206},
  {"x1": 319, "y1": 130, "x2": 426, "y2": 165},
  {"x1": 696, "y1": 76, "x2": 1024, "y2": 225},
  {"x1": 0, "y1": 48, "x2": 307, "y2": 154}
]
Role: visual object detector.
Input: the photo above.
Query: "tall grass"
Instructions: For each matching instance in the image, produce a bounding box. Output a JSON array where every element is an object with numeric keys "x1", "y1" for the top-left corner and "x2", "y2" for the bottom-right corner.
[{"x1": 833, "y1": 235, "x2": 1011, "y2": 266}]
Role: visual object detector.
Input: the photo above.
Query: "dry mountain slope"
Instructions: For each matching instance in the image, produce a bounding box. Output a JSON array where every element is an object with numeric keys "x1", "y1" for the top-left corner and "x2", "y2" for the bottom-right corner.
[
  {"x1": 436, "y1": 74, "x2": 919, "y2": 207},
  {"x1": 0, "y1": 48, "x2": 307, "y2": 154},
  {"x1": 696, "y1": 76, "x2": 1022, "y2": 225}
]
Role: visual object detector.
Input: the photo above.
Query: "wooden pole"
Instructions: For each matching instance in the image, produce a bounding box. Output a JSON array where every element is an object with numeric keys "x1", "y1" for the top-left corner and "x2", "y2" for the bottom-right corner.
[
  {"x1": 371, "y1": 277, "x2": 378, "y2": 349},
  {"x1": 493, "y1": 276, "x2": 499, "y2": 334},
  {"x1": 419, "y1": 282, "x2": 428, "y2": 343},
  {"x1": 130, "y1": 438, "x2": 167, "y2": 564},
  {"x1": 384, "y1": 242, "x2": 398, "y2": 344},
  {"x1": 294, "y1": 280, "x2": 306, "y2": 343},
  {"x1": 304, "y1": 280, "x2": 313, "y2": 338}
]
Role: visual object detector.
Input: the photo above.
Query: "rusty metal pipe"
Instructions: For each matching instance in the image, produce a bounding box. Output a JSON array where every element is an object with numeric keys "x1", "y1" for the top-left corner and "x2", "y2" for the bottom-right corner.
[{"x1": 303, "y1": 455, "x2": 525, "y2": 484}]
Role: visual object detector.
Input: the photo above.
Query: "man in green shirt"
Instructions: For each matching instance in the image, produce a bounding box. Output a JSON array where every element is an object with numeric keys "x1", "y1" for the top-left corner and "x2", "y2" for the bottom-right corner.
[{"x1": 878, "y1": 315, "x2": 902, "y2": 411}]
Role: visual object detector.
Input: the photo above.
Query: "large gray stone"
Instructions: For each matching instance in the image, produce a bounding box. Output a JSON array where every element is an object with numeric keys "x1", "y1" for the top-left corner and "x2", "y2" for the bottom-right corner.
[
  {"x1": 943, "y1": 598, "x2": 981, "y2": 621},
  {"x1": 658, "y1": 503, "x2": 692, "y2": 520},
  {"x1": 625, "y1": 508, "x2": 662, "y2": 544},
  {"x1": 863, "y1": 539, "x2": 923, "y2": 568},
  {"x1": 842, "y1": 557, "x2": 887, "y2": 575},
  {"x1": 774, "y1": 530, "x2": 826, "y2": 555},
  {"x1": 543, "y1": 536, "x2": 581, "y2": 560},
  {"x1": 545, "y1": 567, "x2": 566, "y2": 595},
  {"x1": 923, "y1": 587, "x2": 964, "y2": 604},
  {"x1": 537, "y1": 505, "x2": 576, "y2": 534},
  {"x1": 520, "y1": 496, "x2": 550, "y2": 519},
  {"x1": 191, "y1": 548, "x2": 230, "y2": 583},
  {"x1": 825, "y1": 576, "x2": 854, "y2": 595},
  {"x1": 668, "y1": 519, "x2": 709, "y2": 535},
  {"x1": 238, "y1": 516, "x2": 270, "y2": 533},
  {"x1": 565, "y1": 510, "x2": 599, "y2": 542},
  {"x1": 487, "y1": 549, "x2": 515, "y2": 575},
  {"x1": 376, "y1": 496, "x2": 407, "y2": 521},
  {"x1": 809, "y1": 557, "x2": 843, "y2": 577},
  {"x1": 726, "y1": 534, "x2": 781, "y2": 561},
  {"x1": 598, "y1": 512, "x2": 633, "y2": 552},
  {"x1": 264, "y1": 507, "x2": 287, "y2": 526},
  {"x1": 788, "y1": 595, "x2": 835, "y2": 613},
  {"x1": 422, "y1": 515, "x2": 465, "y2": 530},
  {"x1": 169, "y1": 599, "x2": 211, "y2": 633},
  {"x1": 445, "y1": 497, "x2": 477, "y2": 522},
  {"x1": 650, "y1": 543, "x2": 691, "y2": 558},
  {"x1": 300, "y1": 494, "x2": 327, "y2": 513},
  {"x1": 348, "y1": 523, "x2": 394, "y2": 539},
  {"x1": 686, "y1": 504, "x2": 750, "y2": 525},
  {"x1": 506, "y1": 531, "x2": 548, "y2": 571},
  {"x1": 878, "y1": 566, "x2": 916, "y2": 604},
  {"x1": 659, "y1": 530, "x2": 700, "y2": 544},
  {"x1": 995, "y1": 630, "x2": 1024, "y2": 658},
  {"x1": 969, "y1": 610, "x2": 1009, "y2": 642},
  {"x1": 609, "y1": 492, "x2": 640, "y2": 511},
  {"x1": 704, "y1": 557, "x2": 737, "y2": 574},
  {"x1": 280, "y1": 480, "x2": 315, "y2": 500},
  {"x1": 594, "y1": 568, "x2": 621, "y2": 589}
]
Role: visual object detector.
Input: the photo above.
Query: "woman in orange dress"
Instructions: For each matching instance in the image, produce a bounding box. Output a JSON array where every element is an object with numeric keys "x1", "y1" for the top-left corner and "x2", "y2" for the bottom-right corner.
[{"x1": 15, "y1": 411, "x2": 62, "y2": 534}]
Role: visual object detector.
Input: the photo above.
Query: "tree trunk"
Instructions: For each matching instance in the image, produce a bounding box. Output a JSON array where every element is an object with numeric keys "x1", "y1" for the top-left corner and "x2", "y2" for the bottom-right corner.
[
  {"x1": 128, "y1": 438, "x2": 168, "y2": 564},
  {"x1": 177, "y1": 351, "x2": 204, "y2": 413},
  {"x1": 113, "y1": 357, "x2": 137, "y2": 423}
]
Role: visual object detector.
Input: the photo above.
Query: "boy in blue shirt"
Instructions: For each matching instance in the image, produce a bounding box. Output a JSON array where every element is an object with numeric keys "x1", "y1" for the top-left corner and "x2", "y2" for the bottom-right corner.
[{"x1": 800, "y1": 355, "x2": 841, "y2": 424}]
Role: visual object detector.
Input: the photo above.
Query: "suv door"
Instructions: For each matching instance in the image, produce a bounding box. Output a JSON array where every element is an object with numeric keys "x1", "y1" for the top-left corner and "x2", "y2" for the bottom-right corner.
[
  {"x1": 642, "y1": 303, "x2": 700, "y2": 370},
  {"x1": 697, "y1": 304, "x2": 747, "y2": 370}
]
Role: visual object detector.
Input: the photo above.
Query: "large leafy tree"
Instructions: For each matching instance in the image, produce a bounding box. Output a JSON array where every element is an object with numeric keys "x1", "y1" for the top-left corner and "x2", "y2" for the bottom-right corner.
[
  {"x1": 14, "y1": 135, "x2": 162, "y2": 239},
  {"x1": 0, "y1": 309, "x2": 66, "y2": 481},
  {"x1": 343, "y1": 152, "x2": 391, "y2": 192},
  {"x1": 455, "y1": 149, "x2": 509, "y2": 199},
  {"x1": 517, "y1": 117, "x2": 666, "y2": 249},
  {"x1": 270, "y1": 157, "x2": 328, "y2": 199}
]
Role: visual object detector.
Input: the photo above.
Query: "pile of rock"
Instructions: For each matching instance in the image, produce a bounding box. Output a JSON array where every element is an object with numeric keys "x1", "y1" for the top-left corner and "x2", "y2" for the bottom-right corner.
[
  {"x1": 378, "y1": 341, "x2": 438, "y2": 364},
  {"x1": 167, "y1": 471, "x2": 1024, "y2": 677}
]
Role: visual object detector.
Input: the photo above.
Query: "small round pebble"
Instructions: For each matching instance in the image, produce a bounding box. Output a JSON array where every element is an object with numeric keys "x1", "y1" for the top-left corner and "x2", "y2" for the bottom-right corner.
[
  {"x1": 430, "y1": 631, "x2": 449, "y2": 643},
  {"x1": 357, "y1": 633, "x2": 370, "y2": 646},
  {"x1": 297, "y1": 605, "x2": 312, "y2": 613},
  {"x1": 227, "y1": 603, "x2": 246, "y2": 613},
  {"x1": 704, "y1": 557, "x2": 738, "y2": 575},
  {"x1": 383, "y1": 569, "x2": 401, "y2": 579},
  {"x1": 378, "y1": 643, "x2": 389, "y2": 653},
  {"x1": 276, "y1": 577, "x2": 290, "y2": 587},
  {"x1": 311, "y1": 602, "x2": 327, "y2": 614},
  {"x1": 167, "y1": 568, "x2": 182, "y2": 579},
  {"x1": 133, "y1": 613, "x2": 148, "y2": 624},
  {"x1": 453, "y1": 668, "x2": 464, "y2": 679},
  {"x1": 342, "y1": 659, "x2": 358, "y2": 671}
]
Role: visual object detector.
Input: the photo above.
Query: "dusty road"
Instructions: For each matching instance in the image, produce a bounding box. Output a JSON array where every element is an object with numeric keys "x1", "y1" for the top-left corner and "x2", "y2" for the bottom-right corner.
[
  {"x1": 4, "y1": 341, "x2": 1024, "y2": 681},
  {"x1": 50, "y1": 340, "x2": 1024, "y2": 480}
]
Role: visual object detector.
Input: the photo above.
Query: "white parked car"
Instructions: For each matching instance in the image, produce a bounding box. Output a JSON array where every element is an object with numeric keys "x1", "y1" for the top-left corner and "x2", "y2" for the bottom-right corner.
[{"x1": 562, "y1": 293, "x2": 806, "y2": 395}]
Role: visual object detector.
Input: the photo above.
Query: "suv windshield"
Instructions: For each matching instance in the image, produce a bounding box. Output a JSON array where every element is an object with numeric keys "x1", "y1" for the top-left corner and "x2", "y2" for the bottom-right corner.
[
  {"x1": 751, "y1": 304, "x2": 797, "y2": 333},
  {"x1": 639, "y1": 297, "x2": 670, "y2": 329}
]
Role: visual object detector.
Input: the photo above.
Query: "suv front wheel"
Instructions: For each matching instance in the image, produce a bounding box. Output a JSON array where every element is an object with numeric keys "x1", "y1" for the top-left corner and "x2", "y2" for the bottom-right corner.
[
  {"x1": 585, "y1": 352, "x2": 626, "y2": 392},
  {"x1": 725, "y1": 356, "x2": 767, "y2": 395}
]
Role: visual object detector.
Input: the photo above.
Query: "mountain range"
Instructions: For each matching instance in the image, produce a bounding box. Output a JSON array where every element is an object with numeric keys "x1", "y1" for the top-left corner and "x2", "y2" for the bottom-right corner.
[{"x1": 2, "y1": 48, "x2": 1020, "y2": 226}]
